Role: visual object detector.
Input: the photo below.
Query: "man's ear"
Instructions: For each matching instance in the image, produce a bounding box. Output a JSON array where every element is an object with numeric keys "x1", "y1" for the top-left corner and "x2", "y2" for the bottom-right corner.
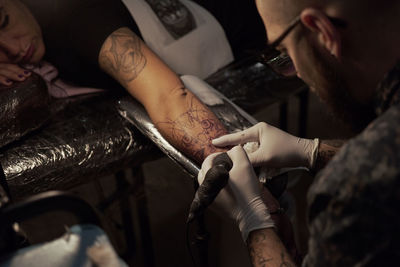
[{"x1": 300, "y1": 8, "x2": 342, "y2": 59}]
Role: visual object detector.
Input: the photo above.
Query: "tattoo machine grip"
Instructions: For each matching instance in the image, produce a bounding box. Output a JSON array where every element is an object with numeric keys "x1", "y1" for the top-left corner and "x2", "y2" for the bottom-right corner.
[{"x1": 187, "y1": 153, "x2": 233, "y2": 223}]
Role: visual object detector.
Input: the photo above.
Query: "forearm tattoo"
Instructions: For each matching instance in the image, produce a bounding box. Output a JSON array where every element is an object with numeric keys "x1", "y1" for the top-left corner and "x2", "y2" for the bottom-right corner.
[
  {"x1": 248, "y1": 232, "x2": 273, "y2": 267},
  {"x1": 248, "y1": 229, "x2": 296, "y2": 267},
  {"x1": 99, "y1": 28, "x2": 147, "y2": 85},
  {"x1": 314, "y1": 139, "x2": 346, "y2": 173},
  {"x1": 156, "y1": 93, "x2": 227, "y2": 162}
]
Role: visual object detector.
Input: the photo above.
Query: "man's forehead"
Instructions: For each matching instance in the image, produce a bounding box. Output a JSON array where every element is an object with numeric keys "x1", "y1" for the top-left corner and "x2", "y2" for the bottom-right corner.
[
  {"x1": 256, "y1": 0, "x2": 302, "y2": 42},
  {"x1": 256, "y1": 0, "x2": 288, "y2": 21},
  {"x1": 256, "y1": 0, "x2": 288, "y2": 42}
]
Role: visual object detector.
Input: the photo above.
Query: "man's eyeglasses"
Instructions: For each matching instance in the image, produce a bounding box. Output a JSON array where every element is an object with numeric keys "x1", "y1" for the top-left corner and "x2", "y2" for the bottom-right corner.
[{"x1": 260, "y1": 15, "x2": 347, "y2": 77}]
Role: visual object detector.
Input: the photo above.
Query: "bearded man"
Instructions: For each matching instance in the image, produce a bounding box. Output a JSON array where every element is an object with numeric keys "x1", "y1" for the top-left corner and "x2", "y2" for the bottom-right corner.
[{"x1": 199, "y1": 0, "x2": 400, "y2": 266}]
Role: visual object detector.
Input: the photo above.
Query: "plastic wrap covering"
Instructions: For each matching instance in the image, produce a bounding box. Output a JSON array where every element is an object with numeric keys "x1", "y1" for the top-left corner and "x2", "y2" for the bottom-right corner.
[
  {"x1": 0, "y1": 94, "x2": 160, "y2": 199},
  {"x1": 0, "y1": 74, "x2": 52, "y2": 148},
  {"x1": 0, "y1": 56, "x2": 298, "y2": 200},
  {"x1": 207, "y1": 99, "x2": 254, "y2": 131},
  {"x1": 0, "y1": 184, "x2": 8, "y2": 208},
  {"x1": 118, "y1": 79, "x2": 291, "y2": 198},
  {"x1": 205, "y1": 56, "x2": 307, "y2": 114},
  {"x1": 119, "y1": 97, "x2": 200, "y2": 177}
]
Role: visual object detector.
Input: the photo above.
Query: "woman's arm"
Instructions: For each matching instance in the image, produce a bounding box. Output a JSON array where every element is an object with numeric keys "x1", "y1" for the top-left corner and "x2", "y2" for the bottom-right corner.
[{"x1": 99, "y1": 27, "x2": 228, "y2": 162}]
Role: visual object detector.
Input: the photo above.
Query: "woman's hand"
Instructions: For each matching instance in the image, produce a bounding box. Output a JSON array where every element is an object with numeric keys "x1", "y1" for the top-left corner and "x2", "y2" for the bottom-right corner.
[{"x1": 0, "y1": 63, "x2": 31, "y2": 86}]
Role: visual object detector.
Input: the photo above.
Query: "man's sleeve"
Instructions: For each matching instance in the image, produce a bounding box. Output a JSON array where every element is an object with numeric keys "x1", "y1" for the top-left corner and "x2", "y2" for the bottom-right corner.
[{"x1": 303, "y1": 116, "x2": 400, "y2": 266}]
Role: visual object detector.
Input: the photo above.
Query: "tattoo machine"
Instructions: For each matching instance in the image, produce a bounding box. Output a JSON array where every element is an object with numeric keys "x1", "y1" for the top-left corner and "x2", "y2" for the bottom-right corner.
[{"x1": 187, "y1": 153, "x2": 233, "y2": 223}]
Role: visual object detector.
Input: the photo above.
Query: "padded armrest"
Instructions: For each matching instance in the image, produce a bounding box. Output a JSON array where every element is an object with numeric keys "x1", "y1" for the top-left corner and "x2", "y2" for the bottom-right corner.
[
  {"x1": 205, "y1": 55, "x2": 306, "y2": 113},
  {"x1": 118, "y1": 75, "x2": 290, "y2": 199},
  {"x1": 0, "y1": 94, "x2": 161, "y2": 200},
  {"x1": 118, "y1": 76, "x2": 256, "y2": 179},
  {"x1": 0, "y1": 74, "x2": 52, "y2": 148},
  {"x1": 0, "y1": 57, "x2": 302, "y2": 200}
]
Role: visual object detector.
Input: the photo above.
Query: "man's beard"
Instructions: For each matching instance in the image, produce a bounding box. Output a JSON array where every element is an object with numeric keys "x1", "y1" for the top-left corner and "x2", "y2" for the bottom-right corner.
[{"x1": 302, "y1": 43, "x2": 376, "y2": 133}]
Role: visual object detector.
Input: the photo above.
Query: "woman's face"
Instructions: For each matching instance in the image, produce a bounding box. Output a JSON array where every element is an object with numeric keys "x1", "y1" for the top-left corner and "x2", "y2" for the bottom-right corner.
[{"x1": 0, "y1": 0, "x2": 45, "y2": 65}]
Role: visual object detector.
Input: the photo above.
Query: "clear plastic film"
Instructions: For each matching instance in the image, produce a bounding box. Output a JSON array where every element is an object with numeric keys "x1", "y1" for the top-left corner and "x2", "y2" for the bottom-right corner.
[
  {"x1": 118, "y1": 73, "x2": 292, "y2": 199},
  {"x1": 0, "y1": 56, "x2": 300, "y2": 200},
  {"x1": 0, "y1": 74, "x2": 52, "y2": 148},
  {"x1": 1, "y1": 94, "x2": 159, "y2": 200},
  {"x1": 118, "y1": 91, "x2": 255, "y2": 179},
  {"x1": 205, "y1": 55, "x2": 306, "y2": 114},
  {"x1": 118, "y1": 74, "x2": 257, "y2": 179}
]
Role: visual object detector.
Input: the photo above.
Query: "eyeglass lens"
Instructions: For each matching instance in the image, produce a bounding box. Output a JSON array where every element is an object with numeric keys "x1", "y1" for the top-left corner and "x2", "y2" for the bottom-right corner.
[{"x1": 261, "y1": 51, "x2": 296, "y2": 77}]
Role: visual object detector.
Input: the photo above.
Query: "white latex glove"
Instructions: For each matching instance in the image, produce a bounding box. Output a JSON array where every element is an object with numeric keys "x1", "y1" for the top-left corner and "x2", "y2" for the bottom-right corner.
[
  {"x1": 198, "y1": 147, "x2": 274, "y2": 241},
  {"x1": 212, "y1": 122, "x2": 319, "y2": 169}
]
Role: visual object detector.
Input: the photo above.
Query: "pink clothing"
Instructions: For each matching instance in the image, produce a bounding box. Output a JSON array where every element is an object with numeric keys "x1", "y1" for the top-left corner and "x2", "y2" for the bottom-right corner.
[{"x1": 24, "y1": 61, "x2": 104, "y2": 98}]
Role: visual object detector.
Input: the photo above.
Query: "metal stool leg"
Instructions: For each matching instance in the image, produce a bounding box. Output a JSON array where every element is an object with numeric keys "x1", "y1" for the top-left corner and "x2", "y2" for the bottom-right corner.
[
  {"x1": 115, "y1": 170, "x2": 137, "y2": 262},
  {"x1": 129, "y1": 166, "x2": 155, "y2": 267},
  {"x1": 95, "y1": 168, "x2": 155, "y2": 266}
]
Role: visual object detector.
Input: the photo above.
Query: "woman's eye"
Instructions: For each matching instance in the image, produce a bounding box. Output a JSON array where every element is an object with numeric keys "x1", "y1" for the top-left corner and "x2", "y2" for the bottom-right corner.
[{"x1": 0, "y1": 14, "x2": 9, "y2": 29}]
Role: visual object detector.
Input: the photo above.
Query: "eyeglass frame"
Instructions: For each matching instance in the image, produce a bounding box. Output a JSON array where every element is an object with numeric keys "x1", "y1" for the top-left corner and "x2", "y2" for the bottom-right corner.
[{"x1": 259, "y1": 14, "x2": 348, "y2": 76}]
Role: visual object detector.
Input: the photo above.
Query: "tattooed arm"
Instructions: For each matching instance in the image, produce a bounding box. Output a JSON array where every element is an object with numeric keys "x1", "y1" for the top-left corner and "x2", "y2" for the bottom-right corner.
[
  {"x1": 313, "y1": 139, "x2": 346, "y2": 173},
  {"x1": 245, "y1": 140, "x2": 346, "y2": 267},
  {"x1": 248, "y1": 228, "x2": 296, "y2": 267},
  {"x1": 99, "y1": 27, "x2": 227, "y2": 162}
]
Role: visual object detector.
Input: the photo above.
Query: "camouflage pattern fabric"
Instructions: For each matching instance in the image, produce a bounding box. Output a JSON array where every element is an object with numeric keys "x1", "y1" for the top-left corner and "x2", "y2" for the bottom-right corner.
[{"x1": 303, "y1": 62, "x2": 400, "y2": 267}]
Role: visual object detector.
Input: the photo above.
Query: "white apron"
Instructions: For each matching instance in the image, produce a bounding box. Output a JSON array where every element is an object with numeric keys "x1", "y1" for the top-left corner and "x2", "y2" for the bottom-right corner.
[{"x1": 121, "y1": 0, "x2": 234, "y2": 78}]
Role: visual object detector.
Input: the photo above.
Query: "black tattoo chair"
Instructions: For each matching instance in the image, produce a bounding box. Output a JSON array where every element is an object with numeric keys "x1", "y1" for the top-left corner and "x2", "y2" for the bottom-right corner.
[{"x1": 0, "y1": 55, "x2": 307, "y2": 266}]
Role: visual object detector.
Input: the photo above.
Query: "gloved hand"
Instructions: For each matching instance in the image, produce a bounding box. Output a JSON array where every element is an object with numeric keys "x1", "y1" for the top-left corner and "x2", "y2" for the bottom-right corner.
[
  {"x1": 198, "y1": 146, "x2": 274, "y2": 241},
  {"x1": 197, "y1": 152, "x2": 236, "y2": 221},
  {"x1": 212, "y1": 122, "x2": 319, "y2": 169}
]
